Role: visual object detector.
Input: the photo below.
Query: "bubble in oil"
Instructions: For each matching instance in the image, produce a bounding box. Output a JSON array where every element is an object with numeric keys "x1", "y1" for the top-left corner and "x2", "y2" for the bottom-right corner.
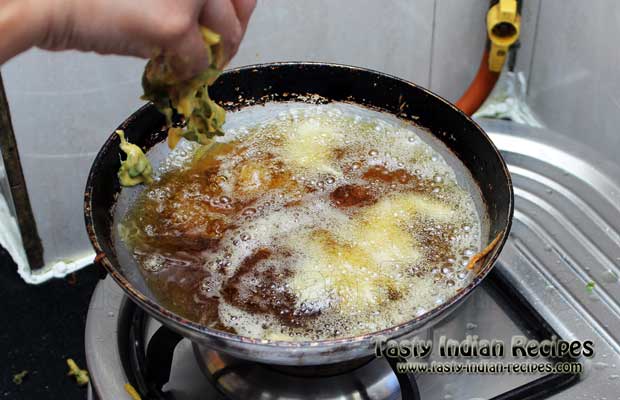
[
  {"x1": 125, "y1": 104, "x2": 482, "y2": 342},
  {"x1": 242, "y1": 208, "x2": 257, "y2": 216},
  {"x1": 143, "y1": 254, "x2": 165, "y2": 272}
]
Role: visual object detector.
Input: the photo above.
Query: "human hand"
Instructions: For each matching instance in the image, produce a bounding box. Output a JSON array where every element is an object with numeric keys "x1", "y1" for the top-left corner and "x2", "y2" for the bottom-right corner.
[{"x1": 2, "y1": 0, "x2": 256, "y2": 78}]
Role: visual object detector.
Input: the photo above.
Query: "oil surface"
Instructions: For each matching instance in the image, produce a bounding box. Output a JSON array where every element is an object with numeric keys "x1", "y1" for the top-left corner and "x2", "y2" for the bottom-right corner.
[{"x1": 118, "y1": 104, "x2": 482, "y2": 341}]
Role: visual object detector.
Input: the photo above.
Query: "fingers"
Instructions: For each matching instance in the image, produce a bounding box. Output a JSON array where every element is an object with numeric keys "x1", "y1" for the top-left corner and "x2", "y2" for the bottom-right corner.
[
  {"x1": 199, "y1": 0, "x2": 245, "y2": 65},
  {"x1": 24, "y1": 0, "x2": 255, "y2": 79},
  {"x1": 110, "y1": 1, "x2": 209, "y2": 78},
  {"x1": 168, "y1": 24, "x2": 211, "y2": 80},
  {"x1": 161, "y1": 0, "x2": 257, "y2": 77},
  {"x1": 231, "y1": 0, "x2": 257, "y2": 28},
  {"x1": 0, "y1": 0, "x2": 55, "y2": 63}
]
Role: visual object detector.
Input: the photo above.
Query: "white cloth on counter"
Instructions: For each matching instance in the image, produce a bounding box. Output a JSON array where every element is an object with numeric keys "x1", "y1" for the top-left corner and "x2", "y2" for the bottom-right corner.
[
  {"x1": 0, "y1": 191, "x2": 95, "y2": 284},
  {"x1": 0, "y1": 190, "x2": 30, "y2": 280}
]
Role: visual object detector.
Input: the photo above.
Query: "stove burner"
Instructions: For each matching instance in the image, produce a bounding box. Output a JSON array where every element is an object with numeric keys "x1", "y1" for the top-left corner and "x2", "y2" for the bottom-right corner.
[
  {"x1": 87, "y1": 268, "x2": 579, "y2": 400},
  {"x1": 127, "y1": 303, "x2": 420, "y2": 400}
]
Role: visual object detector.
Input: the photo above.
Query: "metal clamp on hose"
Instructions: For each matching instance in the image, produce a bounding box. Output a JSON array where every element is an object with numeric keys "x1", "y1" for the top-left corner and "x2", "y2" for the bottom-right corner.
[{"x1": 487, "y1": 0, "x2": 521, "y2": 72}]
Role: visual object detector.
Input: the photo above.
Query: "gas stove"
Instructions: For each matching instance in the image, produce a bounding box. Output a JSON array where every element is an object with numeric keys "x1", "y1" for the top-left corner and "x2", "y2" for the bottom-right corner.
[{"x1": 84, "y1": 120, "x2": 620, "y2": 399}]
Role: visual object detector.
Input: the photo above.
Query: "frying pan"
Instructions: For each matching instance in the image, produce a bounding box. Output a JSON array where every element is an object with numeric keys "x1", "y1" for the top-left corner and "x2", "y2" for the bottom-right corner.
[{"x1": 84, "y1": 62, "x2": 513, "y2": 366}]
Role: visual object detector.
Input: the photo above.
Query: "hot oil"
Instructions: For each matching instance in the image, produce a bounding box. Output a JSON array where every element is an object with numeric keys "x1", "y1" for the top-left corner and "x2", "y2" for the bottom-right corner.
[{"x1": 118, "y1": 104, "x2": 482, "y2": 341}]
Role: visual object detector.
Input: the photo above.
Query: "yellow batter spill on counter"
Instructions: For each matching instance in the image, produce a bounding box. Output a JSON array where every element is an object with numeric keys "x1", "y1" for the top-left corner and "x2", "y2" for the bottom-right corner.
[
  {"x1": 124, "y1": 383, "x2": 142, "y2": 400},
  {"x1": 66, "y1": 358, "x2": 89, "y2": 386}
]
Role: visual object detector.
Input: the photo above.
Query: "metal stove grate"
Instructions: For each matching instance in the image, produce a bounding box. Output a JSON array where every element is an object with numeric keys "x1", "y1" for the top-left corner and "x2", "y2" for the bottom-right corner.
[{"x1": 115, "y1": 269, "x2": 578, "y2": 400}]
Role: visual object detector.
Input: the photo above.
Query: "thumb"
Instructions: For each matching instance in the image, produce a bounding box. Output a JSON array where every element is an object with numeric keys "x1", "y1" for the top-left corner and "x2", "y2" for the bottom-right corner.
[{"x1": 167, "y1": 24, "x2": 211, "y2": 81}]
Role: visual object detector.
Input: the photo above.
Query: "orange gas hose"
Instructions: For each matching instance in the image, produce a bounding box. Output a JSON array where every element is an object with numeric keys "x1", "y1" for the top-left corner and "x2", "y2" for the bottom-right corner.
[{"x1": 455, "y1": 48, "x2": 500, "y2": 116}]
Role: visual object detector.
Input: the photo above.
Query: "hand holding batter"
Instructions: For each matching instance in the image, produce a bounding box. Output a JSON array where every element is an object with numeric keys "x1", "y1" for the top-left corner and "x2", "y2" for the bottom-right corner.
[{"x1": 0, "y1": 0, "x2": 256, "y2": 78}]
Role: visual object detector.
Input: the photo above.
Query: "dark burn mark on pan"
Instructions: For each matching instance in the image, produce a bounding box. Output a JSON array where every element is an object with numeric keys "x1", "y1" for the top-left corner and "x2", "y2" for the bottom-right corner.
[
  {"x1": 330, "y1": 184, "x2": 375, "y2": 208},
  {"x1": 221, "y1": 248, "x2": 320, "y2": 329}
]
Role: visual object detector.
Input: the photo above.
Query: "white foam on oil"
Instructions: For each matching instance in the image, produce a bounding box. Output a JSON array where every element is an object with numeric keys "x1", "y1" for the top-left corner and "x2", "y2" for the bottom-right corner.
[{"x1": 161, "y1": 104, "x2": 482, "y2": 341}]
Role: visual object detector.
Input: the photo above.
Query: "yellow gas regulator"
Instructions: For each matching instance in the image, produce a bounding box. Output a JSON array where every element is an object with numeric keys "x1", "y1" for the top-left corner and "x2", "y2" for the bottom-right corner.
[{"x1": 487, "y1": 0, "x2": 521, "y2": 72}]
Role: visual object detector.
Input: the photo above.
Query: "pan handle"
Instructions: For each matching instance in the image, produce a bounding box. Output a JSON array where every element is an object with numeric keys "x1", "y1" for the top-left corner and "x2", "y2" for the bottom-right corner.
[{"x1": 466, "y1": 231, "x2": 504, "y2": 272}]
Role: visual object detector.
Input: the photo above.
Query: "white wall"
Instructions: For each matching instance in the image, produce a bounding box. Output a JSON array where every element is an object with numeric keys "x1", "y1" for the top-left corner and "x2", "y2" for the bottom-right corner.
[
  {"x1": 3, "y1": 52, "x2": 145, "y2": 265},
  {"x1": 525, "y1": 0, "x2": 620, "y2": 163}
]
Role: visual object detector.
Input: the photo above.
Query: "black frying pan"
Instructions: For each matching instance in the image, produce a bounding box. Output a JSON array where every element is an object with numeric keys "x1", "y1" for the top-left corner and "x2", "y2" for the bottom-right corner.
[{"x1": 84, "y1": 62, "x2": 513, "y2": 366}]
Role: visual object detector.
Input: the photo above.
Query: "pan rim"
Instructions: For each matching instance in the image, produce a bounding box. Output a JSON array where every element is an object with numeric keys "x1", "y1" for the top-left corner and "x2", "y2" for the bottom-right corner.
[{"x1": 84, "y1": 61, "x2": 514, "y2": 349}]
